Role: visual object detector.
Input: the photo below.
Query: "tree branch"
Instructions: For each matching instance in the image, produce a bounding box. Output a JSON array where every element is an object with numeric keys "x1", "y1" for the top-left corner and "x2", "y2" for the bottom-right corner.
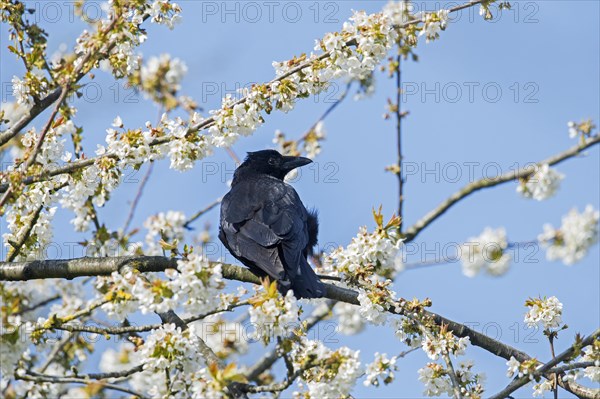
[
  {"x1": 17, "y1": 369, "x2": 147, "y2": 399},
  {"x1": 122, "y1": 161, "x2": 154, "y2": 234},
  {"x1": 0, "y1": 13, "x2": 134, "y2": 149},
  {"x1": 404, "y1": 134, "x2": 600, "y2": 241},
  {"x1": 0, "y1": 85, "x2": 70, "y2": 213},
  {"x1": 246, "y1": 300, "x2": 335, "y2": 382},
  {"x1": 0, "y1": 0, "x2": 487, "y2": 195},
  {"x1": 184, "y1": 197, "x2": 222, "y2": 229},
  {"x1": 3, "y1": 256, "x2": 597, "y2": 397},
  {"x1": 489, "y1": 329, "x2": 600, "y2": 399},
  {"x1": 0, "y1": 256, "x2": 557, "y2": 365},
  {"x1": 442, "y1": 351, "x2": 463, "y2": 399},
  {"x1": 395, "y1": 44, "x2": 405, "y2": 229},
  {"x1": 0, "y1": 89, "x2": 62, "y2": 147}
]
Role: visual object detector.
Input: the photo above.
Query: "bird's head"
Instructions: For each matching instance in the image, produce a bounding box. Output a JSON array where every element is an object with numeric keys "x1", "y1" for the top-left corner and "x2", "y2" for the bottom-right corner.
[{"x1": 240, "y1": 149, "x2": 312, "y2": 180}]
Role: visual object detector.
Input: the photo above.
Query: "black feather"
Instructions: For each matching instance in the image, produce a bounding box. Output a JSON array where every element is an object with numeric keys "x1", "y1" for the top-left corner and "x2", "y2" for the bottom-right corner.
[
  {"x1": 219, "y1": 150, "x2": 325, "y2": 299},
  {"x1": 306, "y1": 208, "x2": 319, "y2": 256}
]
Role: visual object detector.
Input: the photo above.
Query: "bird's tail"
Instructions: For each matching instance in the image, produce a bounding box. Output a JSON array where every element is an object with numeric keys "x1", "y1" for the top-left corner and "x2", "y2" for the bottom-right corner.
[{"x1": 289, "y1": 257, "x2": 325, "y2": 299}]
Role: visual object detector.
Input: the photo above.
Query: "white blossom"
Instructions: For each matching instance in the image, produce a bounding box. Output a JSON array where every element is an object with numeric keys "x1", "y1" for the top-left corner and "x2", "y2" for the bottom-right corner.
[
  {"x1": 581, "y1": 343, "x2": 600, "y2": 382},
  {"x1": 149, "y1": 0, "x2": 182, "y2": 29},
  {"x1": 567, "y1": 120, "x2": 595, "y2": 139},
  {"x1": 517, "y1": 164, "x2": 564, "y2": 200},
  {"x1": 568, "y1": 121, "x2": 579, "y2": 138},
  {"x1": 197, "y1": 317, "x2": 249, "y2": 358},
  {"x1": 304, "y1": 121, "x2": 326, "y2": 158},
  {"x1": 524, "y1": 296, "x2": 563, "y2": 330},
  {"x1": 532, "y1": 379, "x2": 554, "y2": 397},
  {"x1": 334, "y1": 302, "x2": 365, "y2": 335},
  {"x1": 0, "y1": 315, "x2": 32, "y2": 379},
  {"x1": 1, "y1": 101, "x2": 30, "y2": 131},
  {"x1": 112, "y1": 115, "x2": 123, "y2": 128},
  {"x1": 392, "y1": 317, "x2": 422, "y2": 348},
  {"x1": 323, "y1": 225, "x2": 403, "y2": 281},
  {"x1": 95, "y1": 270, "x2": 141, "y2": 321},
  {"x1": 12, "y1": 76, "x2": 30, "y2": 104},
  {"x1": 418, "y1": 361, "x2": 483, "y2": 397},
  {"x1": 538, "y1": 205, "x2": 599, "y2": 265},
  {"x1": 169, "y1": 252, "x2": 224, "y2": 315},
  {"x1": 363, "y1": 352, "x2": 397, "y2": 387},
  {"x1": 248, "y1": 289, "x2": 300, "y2": 344},
  {"x1": 3, "y1": 180, "x2": 59, "y2": 261},
  {"x1": 461, "y1": 227, "x2": 511, "y2": 277},
  {"x1": 357, "y1": 289, "x2": 388, "y2": 325},
  {"x1": 417, "y1": 9, "x2": 450, "y2": 43},
  {"x1": 418, "y1": 363, "x2": 453, "y2": 397},
  {"x1": 143, "y1": 210, "x2": 187, "y2": 255},
  {"x1": 141, "y1": 54, "x2": 188, "y2": 95},
  {"x1": 293, "y1": 339, "x2": 362, "y2": 398},
  {"x1": 60, "y1": 161, "x2": 121, "y2": 232},
  {"x1": 383, "y1": 0, "x2": 412, "y2": 26},
  {"x1": 506, "y1": 356, "x2": 521, "y2": 377},
  {"x1": 138, "y1": 323, "x2": 205, "y2": 374},
  {"x1": 99, "y1": 343, "x2": 137, "y2": 373},
  {"x1": 422, "y1": 333, "x2": 470, "y2": 360}
]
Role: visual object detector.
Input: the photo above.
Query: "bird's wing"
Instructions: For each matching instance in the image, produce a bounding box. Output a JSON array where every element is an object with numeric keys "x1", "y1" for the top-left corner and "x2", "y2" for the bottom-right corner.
[{"x1": 220, "y1": 177, "x2": 308, "y2": 280}]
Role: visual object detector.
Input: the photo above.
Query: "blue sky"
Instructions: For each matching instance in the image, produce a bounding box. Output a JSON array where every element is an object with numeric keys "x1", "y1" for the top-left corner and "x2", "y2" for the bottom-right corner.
[{"x1": 1, "y1": 1, "x2": 599, "y2": 397}]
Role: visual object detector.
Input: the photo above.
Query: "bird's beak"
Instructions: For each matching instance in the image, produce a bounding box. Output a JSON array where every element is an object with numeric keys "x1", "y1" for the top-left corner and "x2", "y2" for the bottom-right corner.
[{"x1": 282, "y1": 155, "x2": 312, "y2": 171}]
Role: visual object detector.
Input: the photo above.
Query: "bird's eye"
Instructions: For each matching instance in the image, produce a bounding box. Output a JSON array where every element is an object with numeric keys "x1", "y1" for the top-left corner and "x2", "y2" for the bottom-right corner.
[{"x1": 268, "y1": 158, "x2": 277, "y2": 165}]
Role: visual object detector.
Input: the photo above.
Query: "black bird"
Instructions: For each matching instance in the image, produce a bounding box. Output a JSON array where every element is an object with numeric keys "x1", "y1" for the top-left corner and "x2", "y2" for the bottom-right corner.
[{"x1": 219, "y1": 149, "x2": 325, "y2": 299}]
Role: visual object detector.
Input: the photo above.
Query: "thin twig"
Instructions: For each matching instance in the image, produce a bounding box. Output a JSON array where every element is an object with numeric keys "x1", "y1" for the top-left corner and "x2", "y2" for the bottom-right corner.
[
  {"x1": 405, "y1": 134, "x2": 600, "y2": 241},
  {"x1": 304, "y1": 82, "x2": 351, "y2": 135},
  {"x1": 17, "y1": 370, "x2": 147, "y2": 399},
  {"x1": 0, "y1": 15, "x2": 125, "y2": 148},
  {"x1": 183, "y1": 197, "x2": 222, "y2": 229},
  {"x1": 246, "y1": 300, "x2": 335, "y2": 382},
  {"x1": 123, "y1": 161, "x2": 154, "y2": 234},
  {"x1": 395, "y1": 43, "x2": 404, "y2": 229},
  {"x1": 14, "y1": 294, "x2": 61, "y2": 315},
  {"x1": 549, "y1": 334, "x2": 558, "y2": 399},
  {"x1": 38, "y1": 332, "x2": 73, "y2": 373},
  {"x1": 0, "y1": 87, "x2": 69, "y2": 212},
  {"x1": 30, "y1": 364, "x2": 144, "y2": 381},
  {"x1": 489, "y1": 329, "x2": 600, "y2": 399},
  {"x1": 226, "y1": 147, "x2": 241, "y2": 164},
  {"x1": 45, "y1": 300, "x2": 250, "y2": 336},
  {"x1": 442, "y1": 351, "x2": 464, "y2": 399},
  {"x1": 547, "y1": 361, "x2": 595, "y2": 374}
]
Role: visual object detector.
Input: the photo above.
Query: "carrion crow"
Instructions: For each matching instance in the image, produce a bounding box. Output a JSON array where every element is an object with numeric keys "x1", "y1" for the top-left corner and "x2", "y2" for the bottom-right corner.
[{"x1": 218, "y1": 149, "x2": 325, "y2": 299}]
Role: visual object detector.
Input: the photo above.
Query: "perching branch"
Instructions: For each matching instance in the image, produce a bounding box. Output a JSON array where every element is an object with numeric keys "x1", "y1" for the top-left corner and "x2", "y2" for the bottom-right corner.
[
  {"x1": 2, "y1": 256, "x2": 597, "y2": 398},
  {"x1": 404, "y1": 134, "x2": 600, "y2": 241},
  {"x1": 0, "y1": 257, "x2": 562, "y2": 366}
]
